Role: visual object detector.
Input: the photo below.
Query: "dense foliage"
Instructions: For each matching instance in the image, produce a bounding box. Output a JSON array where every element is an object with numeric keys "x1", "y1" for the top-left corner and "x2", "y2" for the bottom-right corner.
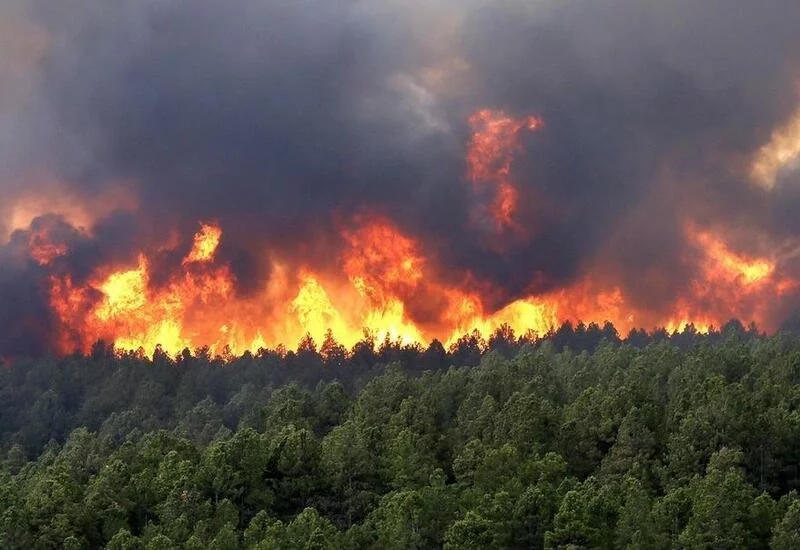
[{"x1": 4, "y1": 321, "x2": 800, "y2": 548}]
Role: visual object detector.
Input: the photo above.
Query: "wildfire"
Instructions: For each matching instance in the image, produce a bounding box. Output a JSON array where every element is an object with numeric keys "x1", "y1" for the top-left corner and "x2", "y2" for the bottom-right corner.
[
  {"x1": 50, "y1": 231, "x2": 242, "y2": 355},
  {"x1": 23, "y1": 109, "x2": 800, "y2": 358}
]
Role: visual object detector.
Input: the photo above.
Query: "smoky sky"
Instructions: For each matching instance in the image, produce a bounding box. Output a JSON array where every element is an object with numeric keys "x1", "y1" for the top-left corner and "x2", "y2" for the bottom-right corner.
[{"x1": 2, "y1": 0, "x2": 800, "y2": 354}]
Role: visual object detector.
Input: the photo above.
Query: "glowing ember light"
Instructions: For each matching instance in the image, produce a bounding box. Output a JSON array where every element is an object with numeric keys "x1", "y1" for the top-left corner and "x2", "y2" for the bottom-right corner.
[{"x1": 466, "y1": 109, "x2": 542, "y2": 228}]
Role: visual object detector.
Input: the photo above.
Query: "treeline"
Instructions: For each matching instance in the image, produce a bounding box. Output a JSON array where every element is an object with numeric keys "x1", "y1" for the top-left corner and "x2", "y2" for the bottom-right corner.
[{"x1": 4, "y1": 321, "x2": 800, "y2": 547}]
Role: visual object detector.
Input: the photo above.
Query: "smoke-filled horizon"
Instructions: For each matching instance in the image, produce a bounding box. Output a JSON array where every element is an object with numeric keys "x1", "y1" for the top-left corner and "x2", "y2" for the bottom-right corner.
[{"x1": 2, "y1": 0, "x2": 800, "y2": 356}]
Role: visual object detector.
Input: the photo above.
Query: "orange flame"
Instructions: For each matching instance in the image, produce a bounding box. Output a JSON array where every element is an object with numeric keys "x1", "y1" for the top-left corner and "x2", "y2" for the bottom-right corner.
[
  {"x1": 184, "y1": 223, "x2": 222, "y2": 264},
  {"x1": 466, "y1": 109, "x2": 542, "y2": 229}
]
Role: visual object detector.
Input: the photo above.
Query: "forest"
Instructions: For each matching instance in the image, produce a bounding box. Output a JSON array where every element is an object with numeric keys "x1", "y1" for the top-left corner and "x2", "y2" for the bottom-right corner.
[{"x1": 3, "y1": 321, "x2": 800, "y2": 549}]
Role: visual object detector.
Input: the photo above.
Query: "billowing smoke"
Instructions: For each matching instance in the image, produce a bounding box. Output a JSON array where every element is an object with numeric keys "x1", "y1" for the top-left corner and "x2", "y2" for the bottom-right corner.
[{"x1": 2, "y1": 0, "x2": 800, "y2": 355}]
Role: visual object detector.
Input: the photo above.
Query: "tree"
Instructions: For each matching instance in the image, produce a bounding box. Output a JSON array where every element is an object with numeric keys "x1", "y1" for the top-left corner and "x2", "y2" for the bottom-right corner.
[
  {"x1": 614, "y1": 477, "x2": 655, "y2": 549},
  {"x1": 545, "y1": 477, "x2": 621, "y2": 549},
  {"x1": 319, "y1": 420, "x2": 378, "y2": 527},
  {"x1": 209, "y1": 522, "x2": 240, "y2": 550},
  {"x1": 107, "y1": 529, "x2": 143, "y2": 550},
  {"x1": 320, "y1": 330, "x2": 348, "y2": 370},
  {"x1": 254, "y1": 508, "x2": 340, "y2": 550},
  {"x1": 678, "y1": 448, "x2": 768, "y2": 549},
  {"x1": 444, "y1": 492, "x2": 516, "y2": 549},
  {"x1": 772, "y1": 500, "x2": 800, "y2": 549}
]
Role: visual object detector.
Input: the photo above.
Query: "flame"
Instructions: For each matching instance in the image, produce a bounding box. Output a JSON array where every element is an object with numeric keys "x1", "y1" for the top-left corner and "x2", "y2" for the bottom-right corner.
[
  {"x1": 291, "y1": 273, "x2": 348, "y2": 339},
  {"x1": 342, "y1": 221, "x2": 424, "y2": 299},
  {"x1": 466, "y1": 109, "x2": 542, "y2": 229},
  {"x1": 50, "y1": 233, "x2": 244, "y2": 355},
  {"x1": 46, "y1": 218, "x2": 431, "y2": 355},
  {"x1": 184, "y1": 223, "x2": 223, "y2": 264},
  {"x1": 94, "y1": 257, "x2": 150, "y2": 321}
]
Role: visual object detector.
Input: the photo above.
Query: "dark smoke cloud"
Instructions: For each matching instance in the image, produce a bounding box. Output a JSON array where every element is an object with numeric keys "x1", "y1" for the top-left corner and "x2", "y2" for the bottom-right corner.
[
  {"x1": 2, "y1": 0, "x2": 800, "y2": 353},
  {"x1": 0, "y1": 244, "x2": 52, "y2": 357}
]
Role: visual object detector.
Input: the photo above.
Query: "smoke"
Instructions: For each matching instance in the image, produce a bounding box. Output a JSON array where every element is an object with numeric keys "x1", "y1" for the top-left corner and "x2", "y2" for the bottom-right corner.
[{"x1": 2, "y1": 0, "x2": 800, "y2": 354}]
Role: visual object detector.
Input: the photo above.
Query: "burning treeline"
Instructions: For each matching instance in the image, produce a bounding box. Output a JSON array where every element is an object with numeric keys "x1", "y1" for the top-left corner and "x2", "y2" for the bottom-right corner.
[{"x1": 5, "y1": 108, "x2": 798, "y2": 357}]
